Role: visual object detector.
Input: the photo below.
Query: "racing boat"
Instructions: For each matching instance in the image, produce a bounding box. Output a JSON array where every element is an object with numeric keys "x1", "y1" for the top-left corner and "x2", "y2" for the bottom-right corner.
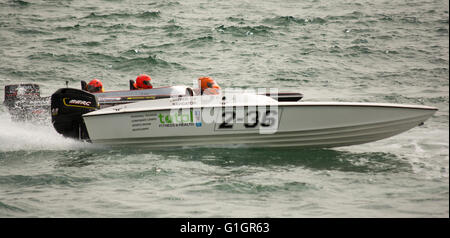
[{"x1": 50, "y1": 87, "x2": 437, "y2": 148}]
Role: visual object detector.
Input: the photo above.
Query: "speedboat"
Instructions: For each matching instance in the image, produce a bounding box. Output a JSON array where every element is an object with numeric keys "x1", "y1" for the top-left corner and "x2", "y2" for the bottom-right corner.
[{"x1": 49, "y1": 86, "x2": 437, "y2": 148}]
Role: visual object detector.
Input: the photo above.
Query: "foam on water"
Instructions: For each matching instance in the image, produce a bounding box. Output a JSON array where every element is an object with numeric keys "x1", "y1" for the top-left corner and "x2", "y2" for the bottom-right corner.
[{"x1": 0, "y1": 112, "x2": 92, "y2": 152}]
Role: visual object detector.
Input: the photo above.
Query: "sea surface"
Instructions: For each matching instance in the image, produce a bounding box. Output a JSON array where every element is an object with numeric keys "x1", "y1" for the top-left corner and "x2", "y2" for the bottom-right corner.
[{"x1": 0, "y1": 0, "x2": 448, "y2": 217}]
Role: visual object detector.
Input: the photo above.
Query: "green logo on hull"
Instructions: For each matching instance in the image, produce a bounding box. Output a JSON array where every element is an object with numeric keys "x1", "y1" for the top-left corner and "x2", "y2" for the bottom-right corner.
[
  {"x1": 158, "y1": 111, "x2": 193, "y2": 124},
  {"x1": 158, "y1": 110, "x2": 197, "y2": 128}
]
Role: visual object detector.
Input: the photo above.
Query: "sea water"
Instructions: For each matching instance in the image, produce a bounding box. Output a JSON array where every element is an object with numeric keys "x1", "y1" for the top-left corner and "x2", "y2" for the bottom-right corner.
[{"x1": 0, "y1": 0, "x2": 448, "y2": 217}]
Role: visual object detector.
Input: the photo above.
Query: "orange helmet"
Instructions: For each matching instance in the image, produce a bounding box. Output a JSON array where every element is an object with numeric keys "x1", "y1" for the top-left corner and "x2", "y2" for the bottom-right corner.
[
  {"x1": 134, "y1": 74, "x2": 152, "y2": 89},
  {"x1": 87, "y1": 79, "x2": 104, "y2": 93},
  {"x1": 198, "y1": 77, "x2": 221, "y2": 95}
]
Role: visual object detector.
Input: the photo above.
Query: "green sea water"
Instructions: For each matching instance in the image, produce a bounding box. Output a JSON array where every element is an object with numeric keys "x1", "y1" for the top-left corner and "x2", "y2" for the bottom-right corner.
[{"x1": 0, "y1": 0, "x2": 448, "y2": 217}]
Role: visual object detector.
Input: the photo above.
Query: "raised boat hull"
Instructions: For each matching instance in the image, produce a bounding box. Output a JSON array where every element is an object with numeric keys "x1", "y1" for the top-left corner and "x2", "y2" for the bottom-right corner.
[{"x1": 82, "y1": 97, "x2": 437, "y2": 148}]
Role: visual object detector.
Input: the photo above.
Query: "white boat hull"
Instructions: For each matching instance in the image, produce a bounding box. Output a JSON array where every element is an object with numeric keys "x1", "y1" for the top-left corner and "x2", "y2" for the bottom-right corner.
[{"x1": 82, "y1": 97, "x2": 437, "y2": 148}]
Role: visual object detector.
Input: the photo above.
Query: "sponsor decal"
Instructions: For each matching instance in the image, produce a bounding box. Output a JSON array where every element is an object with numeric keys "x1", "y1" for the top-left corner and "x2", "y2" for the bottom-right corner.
[
  {"x1": 158, "y1": 110, "x2": 197, "y2": 128},
  {"x1": 194, "y1": 108, "x2": 202, "y2": 127},
  {"x1": 69, "y1": 99, "x2": 91, "y2": 106},
  {"x1": 213, "y1": 107, "x2": 280, "y2": 134},
  {"x1": 129, "y1": 112, "x2": 157, "y2": 132},
  {"x1": 62, "y1": 98, "x2": 96, "y2": 109},
  {"x1": 169, "y1": 97, "x2": 196, "y2": 106}
]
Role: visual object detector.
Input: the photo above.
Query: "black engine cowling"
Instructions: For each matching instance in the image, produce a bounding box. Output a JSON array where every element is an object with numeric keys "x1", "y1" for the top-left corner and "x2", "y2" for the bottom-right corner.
[{"x1": 51, "y1": 88, "x2": 99, "y2": 140}]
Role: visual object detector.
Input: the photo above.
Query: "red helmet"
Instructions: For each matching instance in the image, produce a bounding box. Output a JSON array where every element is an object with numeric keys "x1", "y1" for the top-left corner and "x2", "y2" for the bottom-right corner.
[
  {"x1": 87, "y1": 79, "x2": 104, "y2": 93},
  {"x1": 135, "y1": 74, "x2": 152, "y2": 89}
]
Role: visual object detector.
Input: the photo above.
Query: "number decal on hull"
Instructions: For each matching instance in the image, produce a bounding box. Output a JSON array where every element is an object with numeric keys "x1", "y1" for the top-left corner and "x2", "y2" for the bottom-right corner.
[
  {"x1": 215, "y1": 107, "x2": 279, "y2": 131},
  {"x1": 218, "y1": 111, "x2": 235, "y2": 129}
]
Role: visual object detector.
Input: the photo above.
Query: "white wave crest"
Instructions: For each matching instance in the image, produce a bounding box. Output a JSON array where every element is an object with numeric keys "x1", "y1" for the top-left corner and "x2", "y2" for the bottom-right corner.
[{"x1": 0, "y1": 112, "x2": 94, "y2": 152}]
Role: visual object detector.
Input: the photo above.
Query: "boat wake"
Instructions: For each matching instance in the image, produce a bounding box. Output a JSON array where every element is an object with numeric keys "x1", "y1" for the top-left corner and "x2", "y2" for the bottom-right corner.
[{"x1": 0, "y1": 112, "x2": 94, "y2": 152}]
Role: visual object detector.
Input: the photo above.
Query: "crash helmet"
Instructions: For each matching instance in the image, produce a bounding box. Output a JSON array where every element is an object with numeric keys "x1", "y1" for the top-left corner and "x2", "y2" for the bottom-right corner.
[
  {"x1": 198, "y1": 77, "x2": 221, "y2": 95},
  {"x1": 135, "y1": 74, "x2": 153, "y2": 89},
  {"x1": 87, "y1": 79, "x2": 104, "y2": 93}
]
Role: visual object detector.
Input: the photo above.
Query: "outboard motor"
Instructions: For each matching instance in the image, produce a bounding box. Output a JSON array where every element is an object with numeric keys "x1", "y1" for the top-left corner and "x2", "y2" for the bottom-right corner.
[{"x1": 51, "y1": 88, "x2": 99, "y2": 140}]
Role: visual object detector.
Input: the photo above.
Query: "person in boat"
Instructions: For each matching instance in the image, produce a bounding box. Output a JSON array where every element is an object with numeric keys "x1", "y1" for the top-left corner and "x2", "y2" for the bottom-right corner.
[
  {"x1": 198, "y1": 76, "x2": 221, "y2": 95},
  {"x1": 130, "y1": 74, "x2": 153, "y2": 90},
  {"x1": 86, "y1": 78, "x2": 104, "y2": 93}
]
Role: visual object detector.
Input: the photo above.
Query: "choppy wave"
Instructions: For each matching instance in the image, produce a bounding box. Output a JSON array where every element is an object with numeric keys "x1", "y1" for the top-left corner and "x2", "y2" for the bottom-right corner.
[
  {"x1": 24, "y1": 51, "x2": 185, "y2": 71},
  {"x1": 151, "y1": 1, "x2": 180, "y2": 8},
  {"x1": 182, "y1": 36, "x2": 214, "y2": 48},
  {"x1": 338, "y1": 11, "x2": 366, "y2": 19},
  {"x1": 215, "y1": 25, "x2": 273, "y2": 36},
  {"x1": 45, "y1": 37, "x2": 68, "y2": 43},
  {"x1": 83, "y1": 11, "x2": 161, "y2": 20},
  {"x1": 213, "y1": 180, "x2": 312, "y2": 194},
  {"x1": 55, "y1": 23, "x2": 139, "y2": 32},
  {"x1": 115, "y1": 55, "x2": 186, "y2": 71},
  {"x1": 27, "y1": 52, "x2": 85, "y2": 63},
  {"x1": 0, "y1": 201, "x2": 26, "y2": 214},
  {"x1": 13, "y1": 28, "x2": 51, "y2": 35},
  {"x1": 8, "y1": 0, "x2": 30, "y2": 7},
  {"x1": 263, "y1": 16, "x2": 327, "y2": 26},
  {"x1": 162, "y1": 24, "x2": 183, "y2": 32},
  {"x1": 0, "y1": 174, "x2": 93, "y2": 187}
]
